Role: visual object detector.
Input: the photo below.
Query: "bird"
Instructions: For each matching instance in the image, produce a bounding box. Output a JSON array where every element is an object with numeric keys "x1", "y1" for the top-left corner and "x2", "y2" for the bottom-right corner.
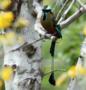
[
  {"x1": 41, "y1": 6, "x2": 62, "y2": 86},
  {"x1": 41, "y1": 5, "x2": 62, "y2": 38}
]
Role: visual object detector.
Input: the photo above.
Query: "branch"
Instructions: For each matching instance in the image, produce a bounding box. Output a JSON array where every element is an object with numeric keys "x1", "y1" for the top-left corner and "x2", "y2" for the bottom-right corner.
[
  {"x1": 43, "y1": 68, "x2": 66, "y2": 77},
  {"x1": 60, "y1": 5, "x2": 86, "y2": 29},
  {"x1": 55, "y1": 0, "x2": 71, "y2": 22},
  {"x1": 76, "y1": 0, "x2": 85, "y2": 7},
  {"x1": 58, "y1": 0, "x2": 75, "y2": 24},
  {"x1": 34, "y1": 0, "x2": 86, "y2": 38},
  {"x1": 32, "y1": 0, "x2": 43, "y2": 14}
]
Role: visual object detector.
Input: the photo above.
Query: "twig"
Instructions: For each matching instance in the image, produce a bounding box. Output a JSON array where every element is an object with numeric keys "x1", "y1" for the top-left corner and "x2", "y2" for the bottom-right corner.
[
  {"x1": 43, "y1": 69, "x2": 67, "y2": 77},
  {"x1": 10, "y1": 37, "x2": 44, "y2": 52},
  {"x1": 60, "y1": 5, "x2": 86, "y2": 29},
  {"x1": 58, "y1": 0, "x2": 76, "y2": 24},
  {"x1": 55, "y1": 0, "x2": 71, "y2": 23},
  {"x1": 77, "y1": 0, "x2": 85, "y2": 7}
]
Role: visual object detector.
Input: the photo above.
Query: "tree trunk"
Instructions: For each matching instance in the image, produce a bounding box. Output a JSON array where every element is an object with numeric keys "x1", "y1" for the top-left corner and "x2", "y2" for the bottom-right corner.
[
  {"x1": 67, "y1": 38, "x2": 86, "y2": 90},
  {"x1": 3, "y1": 0, "x2": 42, "y2": 90}
]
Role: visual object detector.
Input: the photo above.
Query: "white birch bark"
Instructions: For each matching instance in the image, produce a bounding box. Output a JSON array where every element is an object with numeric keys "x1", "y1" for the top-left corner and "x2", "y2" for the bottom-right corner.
[
  {"x1": 67, "y1": 38, "x2": 86, "y2": 90},
  {"x1": 3, "y1": 0, "x2": 42, "y2": 90}
]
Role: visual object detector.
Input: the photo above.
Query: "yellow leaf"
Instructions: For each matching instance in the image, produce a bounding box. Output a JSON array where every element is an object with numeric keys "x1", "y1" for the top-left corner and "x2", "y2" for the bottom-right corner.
[
  {"x1": 17, "y1": 35, "x2": 25, "y2": 44},
  {"x1": 5, "y1": 32, "x2": 17, "y2": 46},
  {"x1": 0, "y1": 35, "x2": 6, "y2": 43},
  {"x1": 0, "y1": 32, "x2": 16, "y2": 45},
  {"x1": 79, "y1": 67, "x2": 86, "y2": 75},
  {"x1": 43, "y1": 0, "x2": 52, "y2": 6},
  {"x1": 56, "y1": 73, "x2": 67, "y2": 86},
  {"x1": 0, "y1": 0, "x2": 12, "y2": 9},
  {"x1": 0, "y1": 31, "x2": 25, "y2": 46},
  {"x1": 0, "y1": 80, "x2": 3, "y2": 87},
  {"x1": 82, "y1": 25, "x2": 86, "y2": 36},
  {"x1": 6, "y1": 32, "x2": 16, "y2": 40},
  {"x1": 1, "y1": 67, "x2": 13, "y2": 81},
  {"x1": 67, "y1": 66, "x2": 77, "y2": 78},
  {"x1": 3, "y1": 11, "x2": 14, "y2": 22},
  {"x1": 0, "y1": 11, "x2": 14, "y2": 29},
  {"x1": 76, "y1": 65, "x2": 86, "y2": 75},
  {"x1": 14, "y1": 17, "x2": 29, "y2": 29}
]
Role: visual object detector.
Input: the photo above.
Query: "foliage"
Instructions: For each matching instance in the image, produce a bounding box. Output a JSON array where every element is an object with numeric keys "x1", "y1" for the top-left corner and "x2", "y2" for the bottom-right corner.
[
  {"x1": 42, "y1": 0, "x2": 86, "y2": 89},
  {"x1": 0, "y1": 79, "x2": 5, "y2": 90},
  {"x1": 42, "y1": 16, "x2": 86, "y2": 89},
  {"x1": 0, "y1": 0, "x2": 12, "y2": 10},
  {"x1": 0, "y1": 11, "x2": 14, "y2": 29},
  {"x1": 57, "y1": 20, "x2": 85, "y2": 65},
  {"x1": 56, "y1": 65, "x2": 86, "y2": 86},
  {"x1": 1, "y1": 66, "x2": 13, "y2": 81}
]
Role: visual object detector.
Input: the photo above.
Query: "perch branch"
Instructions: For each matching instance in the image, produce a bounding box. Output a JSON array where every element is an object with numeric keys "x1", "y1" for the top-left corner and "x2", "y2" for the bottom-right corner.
[{"x1": 60, "y1": 5, "x2": 86, "y2": 29}]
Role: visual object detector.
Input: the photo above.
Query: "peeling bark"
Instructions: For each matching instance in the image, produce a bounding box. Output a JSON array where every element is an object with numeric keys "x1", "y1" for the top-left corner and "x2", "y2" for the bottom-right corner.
[{"x1": 3, "y1": 0, "x2": 42, "y2": 90}]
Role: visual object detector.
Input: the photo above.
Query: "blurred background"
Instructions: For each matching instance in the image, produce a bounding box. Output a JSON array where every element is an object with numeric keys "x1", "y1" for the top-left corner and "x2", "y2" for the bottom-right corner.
[
  {"x1": 41, "y1": 0, "x2": 86, "y2": 89},
  {"x1": 0, "y1": 0, "x2": 86, "y2": 90}
]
